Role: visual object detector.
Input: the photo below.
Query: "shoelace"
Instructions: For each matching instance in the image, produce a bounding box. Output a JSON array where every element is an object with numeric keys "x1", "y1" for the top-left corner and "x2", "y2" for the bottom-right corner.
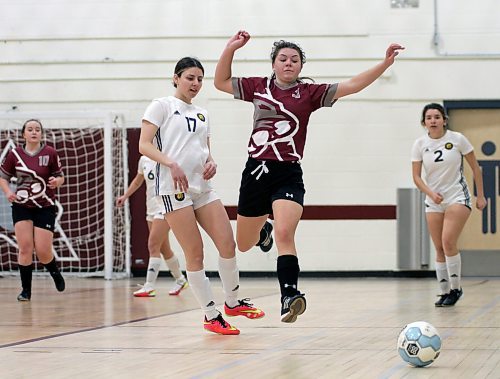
[
  {"x1": 237, "y1": 298, "x2": 254, "y2": 307},
  {"x1": 214, "y1": 314, "x2": 229, "y2": 327}
]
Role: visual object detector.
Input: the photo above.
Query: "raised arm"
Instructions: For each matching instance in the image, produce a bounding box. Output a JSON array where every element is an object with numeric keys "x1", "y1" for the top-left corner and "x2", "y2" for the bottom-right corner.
[
  {"x1": 334, "y1": 43, "x2": 405, "y2": 99},
  {"x1": 214, "y1": 30, "x2": 251, "y2": 94}
]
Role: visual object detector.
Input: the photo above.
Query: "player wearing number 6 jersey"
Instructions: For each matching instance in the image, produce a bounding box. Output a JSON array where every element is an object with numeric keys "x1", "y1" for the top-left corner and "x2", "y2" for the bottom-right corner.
[
  {"x1": 116, "y1": 155, "x2": 188, "y2": 297},
  {"x1": 139, "y1": 57, "x2": 264, "y2": 335},
  {"x1": 411, "y1": 103, "x2": 486, "y2": 307},
  {"x1": 0, "y1": 119, "x2": 65, "y2": 302}
]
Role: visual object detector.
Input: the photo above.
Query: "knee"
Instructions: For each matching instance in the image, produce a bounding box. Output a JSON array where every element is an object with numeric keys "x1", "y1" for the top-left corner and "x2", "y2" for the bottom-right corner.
[
  {"x1": 442, "y1": 239, "x2": 456, "y2": 253},
  {"x1": 274, "y1": 224, "x2": 294, "y2": 245},
  {"x1": 236, "y1": 238, "x2": 253, "y2": 253}
]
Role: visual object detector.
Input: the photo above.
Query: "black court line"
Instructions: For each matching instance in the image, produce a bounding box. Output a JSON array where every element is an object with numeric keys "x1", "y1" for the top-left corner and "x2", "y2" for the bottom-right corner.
[{"x1": 0, "y1": 291, "x2": 280, "y2": 350}]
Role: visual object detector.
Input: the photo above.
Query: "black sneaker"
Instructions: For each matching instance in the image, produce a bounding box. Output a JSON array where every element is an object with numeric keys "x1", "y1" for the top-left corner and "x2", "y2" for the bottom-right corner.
[
  {"x1": 257, "y1": 220, "x2": 273, "y2": 253},
  {"x1": 434, "y1": 293, "x2": 449, "y2": 307},
  {"x1": 281, "y1": 293, "x2": 306, "y2": 323},
  {"x1": 50, "y1": 271, "x2": 65, "y2": 292},
  {"x1": 17, "y1": 290, "x2": 31, "y2": 302},
  {"x1": 442, "y1": 288, "x2": 463, "y2": 306}
]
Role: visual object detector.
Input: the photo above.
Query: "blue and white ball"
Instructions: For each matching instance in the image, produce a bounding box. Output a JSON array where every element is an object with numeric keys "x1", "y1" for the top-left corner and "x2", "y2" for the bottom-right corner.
[{"x1": 397, "y1": 321, "x2": 441, "y2": 367}]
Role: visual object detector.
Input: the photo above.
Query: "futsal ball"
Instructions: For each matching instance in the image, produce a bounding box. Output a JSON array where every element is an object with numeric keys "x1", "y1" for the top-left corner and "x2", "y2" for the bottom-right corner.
[{"x1": 397, "y1": 321, "x2": 441, "y2": 367}]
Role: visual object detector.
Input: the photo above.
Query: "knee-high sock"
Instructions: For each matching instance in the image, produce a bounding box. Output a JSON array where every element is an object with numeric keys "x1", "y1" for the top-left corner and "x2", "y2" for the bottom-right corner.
[
  {"x1": 277, "y1": 254, "x2": 300, "y2": 298},
  {"x1": 187, "y1": 269, "x2": 219, "y2": 320},
  {"x1": 218, "y1": 256, "x2": 239, "y2": 307},
  {"x1": 446, "y1": 254, "x2": 461, "y2": 290},
  {"x1": 145, "y1": 257, "x2": 162, "y2": 288},
  {"x1": 165, "y1": 255, "x2": 183, "y2": 280},
  {"x1": 19, "y1": 264, "x2": 33, "y2": 293},
  {"x1": 435, "y1": 261, "x2": 450, "y2": 294}
]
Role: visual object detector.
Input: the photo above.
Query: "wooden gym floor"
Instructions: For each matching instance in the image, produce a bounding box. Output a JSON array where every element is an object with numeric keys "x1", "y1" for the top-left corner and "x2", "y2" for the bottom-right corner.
[{"x1": 0, "y1": 276, "x2": 499, "y2": 379}]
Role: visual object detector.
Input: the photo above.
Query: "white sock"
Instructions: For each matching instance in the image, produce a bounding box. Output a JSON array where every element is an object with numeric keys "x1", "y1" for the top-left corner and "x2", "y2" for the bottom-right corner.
[
  {"x1": 435, "y1": 261, "x2": 450, "y2": 294},
  {"x1": 218, "y1": 256, "x2": 239, "y2": 308},
  {"x1": 187, "y1": 269, "x2": 219, "y2": 320},
  {"x1": 145, "y1": 257, "x2": 162, "y2": 288},
  {"x1": 165, "y1": 255, "x2": 183, "y2": 280},
  {"x1": 446, "y1": 254, "x2": 461, "y2": 290}
]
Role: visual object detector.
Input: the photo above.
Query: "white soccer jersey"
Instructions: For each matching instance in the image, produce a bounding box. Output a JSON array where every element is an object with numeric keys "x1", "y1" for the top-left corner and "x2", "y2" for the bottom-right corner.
[
  {"x1": 137, "y1": 155, "x2": 159, "y2": 217},
  {"x1": 411, "y1": 130, "x2": 473, "y2": 202},
  {"x1": 143, "y1": 96, "x2": 211, "y2": 195}
]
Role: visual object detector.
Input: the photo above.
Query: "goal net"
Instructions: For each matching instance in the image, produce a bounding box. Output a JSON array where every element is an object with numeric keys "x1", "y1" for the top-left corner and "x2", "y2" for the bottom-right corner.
[{"x1": 0, "y1": 111, "x2": 130, "y2": 279}]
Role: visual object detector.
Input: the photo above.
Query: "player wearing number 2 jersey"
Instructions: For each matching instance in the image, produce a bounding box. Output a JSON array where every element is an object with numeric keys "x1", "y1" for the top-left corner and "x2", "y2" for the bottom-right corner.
[
  {"x1": 0, "y1": 119, "x2": 65, "y2": 301},
  {"x1": 412, "y1": 103, "x2": 486, "y2": 307},
  {"x1": 139, "y1": 57, "x2": 264, "y2": 335}
]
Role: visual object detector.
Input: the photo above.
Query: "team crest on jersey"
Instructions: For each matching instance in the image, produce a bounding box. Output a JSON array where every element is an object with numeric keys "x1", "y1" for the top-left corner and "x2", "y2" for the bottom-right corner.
[
  {"x1": 174, "y1": 193, "x2": 185, "y2": 201},
  {"x1": 197, "y1": 113, "x2": 205, "y2": 122},
  {"x1": 292, "y1": 88, "x2": 301, "y2": 99},
  {"x1": 445, "y1": 142, "x2": 453, "y2": 150}
]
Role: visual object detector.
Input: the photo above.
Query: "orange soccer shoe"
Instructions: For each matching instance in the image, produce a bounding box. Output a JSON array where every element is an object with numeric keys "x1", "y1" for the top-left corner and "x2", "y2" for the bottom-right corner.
[
  {"x1": 133, "y1": 285, "x2": 156, "y2": 298},
  {"x1": 168, "y1": 277, "x2": 188, "y2": 296},
  {"x1": 224, "y1": 298, "x2": 265, "y2": 319},
  {"x1": 204, "y1": 313, "x2": 240, "y2": 335}
]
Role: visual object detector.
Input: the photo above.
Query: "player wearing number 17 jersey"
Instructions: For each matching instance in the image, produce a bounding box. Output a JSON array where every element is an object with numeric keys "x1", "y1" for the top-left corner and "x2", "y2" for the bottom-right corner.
[{"x1": 139, "y1": 57, "x2": 264, "y2": 335}]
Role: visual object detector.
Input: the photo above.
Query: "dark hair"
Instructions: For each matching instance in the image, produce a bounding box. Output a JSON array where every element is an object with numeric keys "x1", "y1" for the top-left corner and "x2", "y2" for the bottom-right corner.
[
  {"x1": 21, "y1": 118, "x2": 43, "y2": 134},
  {"x1": 271, "y1": 40, "x2": 306, "y2": 65},
  {"x1": 270, "y1": 40, "x2": 313, "y2": 83},
  {"x1": 421, "y1": 103, "x2": 448, "y2": 126},
  {"x1": 173, "y1": 57, "x2": 204, "y2": 87}
]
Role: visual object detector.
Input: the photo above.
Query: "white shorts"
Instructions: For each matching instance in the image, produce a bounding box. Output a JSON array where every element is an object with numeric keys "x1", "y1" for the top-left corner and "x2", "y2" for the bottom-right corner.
[
  {"x1": 155, "y1": 190, "x2": 220, "y2": 214},
  {"x1": 146, "y1": 211, "x2": 165, "y2": 223},
  {"x1": 425, "y1": 196, "x2": 471, "y2": 213}
]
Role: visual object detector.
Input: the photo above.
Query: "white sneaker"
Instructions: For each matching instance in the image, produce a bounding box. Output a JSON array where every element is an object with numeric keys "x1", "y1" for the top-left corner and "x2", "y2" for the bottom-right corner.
[
  {"x1": 133, "y1": 284, "x2": 156, "y2": 297},
  {"x1": 169, "y1": 277, "x2": 188, "y2": 296}
]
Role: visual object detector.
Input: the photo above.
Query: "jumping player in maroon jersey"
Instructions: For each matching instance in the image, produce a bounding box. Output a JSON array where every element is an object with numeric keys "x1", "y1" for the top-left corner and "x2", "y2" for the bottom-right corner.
[
  {"x1": 215, "y1": 30, "x2": 404, "y2": 323},
  {"x1": 0, "y1": 119, "x2": 65, "y2": 301}
]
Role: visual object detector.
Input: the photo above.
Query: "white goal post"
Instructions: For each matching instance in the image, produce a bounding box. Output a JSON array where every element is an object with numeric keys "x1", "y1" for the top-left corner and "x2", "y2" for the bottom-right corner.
[{"x1": 0, "y1": 111, "x2": 130, "y2": 279}]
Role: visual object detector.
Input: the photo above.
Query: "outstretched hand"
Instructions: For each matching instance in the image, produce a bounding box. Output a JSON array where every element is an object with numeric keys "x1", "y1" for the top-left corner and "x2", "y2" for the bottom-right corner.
[
  {"x1": 385, "y1": 43, "x2": 405, "y2": 65},
  {"x1": 226, "y1": 30, "x2": 251, "y2": 51}
]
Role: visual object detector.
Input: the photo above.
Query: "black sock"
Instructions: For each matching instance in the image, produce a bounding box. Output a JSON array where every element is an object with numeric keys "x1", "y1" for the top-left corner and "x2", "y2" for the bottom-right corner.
[
  {"x1": 277, "y1": 255, "x2": 300, "y2": 299},
  {"x1": 19, "y1": 264, "x2": 32, "y2": 294},
  {"x1": 43, "y1": 257, "x2": 59, "y2": 274}
]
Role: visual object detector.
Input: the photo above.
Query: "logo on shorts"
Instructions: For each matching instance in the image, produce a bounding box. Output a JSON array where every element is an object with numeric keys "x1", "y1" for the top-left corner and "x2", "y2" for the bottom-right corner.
[
  {"x1": 174, "y1": 193, "x2": 185, "y2": 201},
  {"x1": 445, "y1": 142, "x2": 453, "y2": 150},
  {"x1": 197, "y1": 113, "x2": 206, "y2": 122},
  {"x1": 286, "y1": 193, "x2": 294, "y2": 198}
]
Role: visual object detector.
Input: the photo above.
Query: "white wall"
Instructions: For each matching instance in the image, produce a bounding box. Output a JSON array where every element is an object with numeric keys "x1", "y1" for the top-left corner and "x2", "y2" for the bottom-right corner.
[{"x1": 1, "y1": 0, "x2": 498, "y2": 271}]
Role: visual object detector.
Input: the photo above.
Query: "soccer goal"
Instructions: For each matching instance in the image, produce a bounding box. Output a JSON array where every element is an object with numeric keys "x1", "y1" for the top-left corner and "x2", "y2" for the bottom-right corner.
[{"x1": 0, "y1": 111, "x2": 130, "y2": 279}]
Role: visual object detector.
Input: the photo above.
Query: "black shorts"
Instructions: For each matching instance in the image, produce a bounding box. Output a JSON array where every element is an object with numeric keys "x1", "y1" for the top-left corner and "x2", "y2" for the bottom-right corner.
[
  {"x1": 12, "y1": 203, "x2": 57, "y2": 232},
  {"x1": 238, "y1": 158, "x2": 305, "y2": 217}
]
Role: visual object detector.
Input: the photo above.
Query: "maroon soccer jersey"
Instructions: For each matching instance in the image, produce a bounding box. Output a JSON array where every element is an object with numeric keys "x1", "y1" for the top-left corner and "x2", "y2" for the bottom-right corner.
[
  {"x1": 232, "y1": 77, "x2": 338, "y2": 161},
  {"x1": 0, "y1": 144, "x2": 63, "y2": 208}
]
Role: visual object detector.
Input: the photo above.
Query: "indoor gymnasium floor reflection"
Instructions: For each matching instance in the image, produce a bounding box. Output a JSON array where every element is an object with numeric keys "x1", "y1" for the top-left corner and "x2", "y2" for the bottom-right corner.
[{"x1": 0, "y1": 276, "x2": 499, "y2": 379}]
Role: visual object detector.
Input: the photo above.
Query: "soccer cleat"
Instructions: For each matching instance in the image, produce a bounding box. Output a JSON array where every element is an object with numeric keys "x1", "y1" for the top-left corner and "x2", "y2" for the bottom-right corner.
[
  {"x1": 442, "y1": 288, "x2": 463, "y2": 306},
  {"x1": 257, "y1": 220, "x2": 274, "y2": 253},
  {"x1": 17, "y1": 290, "x2": 31, "y2": 302},
  {"x1": 50, "y1": 271, "x2": 65, "y2": 292},
  {"x1": 224, "y1": 298, "x2": 265, "y2": 319},
  {"x1": 281, "y1": 293, "x2": 306, "y2": 323},
  {"x1": 169, "y1": 277, "x2": 188, "y2": 296},
  {"x1": 203, "y1": 313, "x2": 240, "y2": 335},
  {"x1": 133, "y1": 285, "x2": 156, "y2": 297},
  {"x1": 434, "y1": 293, "x2": 449, "y2": 307}
]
